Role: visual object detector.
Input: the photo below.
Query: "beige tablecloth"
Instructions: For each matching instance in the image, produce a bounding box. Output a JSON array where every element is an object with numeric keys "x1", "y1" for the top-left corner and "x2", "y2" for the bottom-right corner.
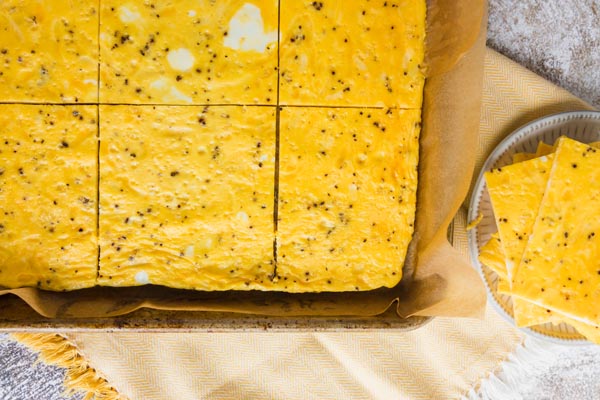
[{"x1": 12, "y1": 48, "x2": 594, "y2": 400}]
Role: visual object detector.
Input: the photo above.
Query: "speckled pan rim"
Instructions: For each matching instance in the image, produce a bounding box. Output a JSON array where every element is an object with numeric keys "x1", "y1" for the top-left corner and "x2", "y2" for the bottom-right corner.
[{"x1": 469, "y1": 110, "x2": 600, "y2": 346}]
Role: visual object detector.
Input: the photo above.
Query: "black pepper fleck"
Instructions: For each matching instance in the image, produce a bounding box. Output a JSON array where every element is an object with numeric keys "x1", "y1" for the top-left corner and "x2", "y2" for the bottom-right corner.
[{"x1": 212, "y1": 145, "x2": 220, "y2": 159}]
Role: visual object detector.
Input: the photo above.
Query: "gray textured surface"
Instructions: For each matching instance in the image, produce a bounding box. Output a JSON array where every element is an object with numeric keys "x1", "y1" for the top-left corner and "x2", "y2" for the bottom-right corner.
[
  {"x1": 0, "y1": 334, "x2": 81, "y2": 400},
  {"x1": 0, "y1": 1, "x2": 598, "y2": 399},
  {"x1": 488, "y1": 0, "x2": 600, "y2": 108},
  {"x1": 518, "y1": 345, "x2": 600, "y2": 400}
]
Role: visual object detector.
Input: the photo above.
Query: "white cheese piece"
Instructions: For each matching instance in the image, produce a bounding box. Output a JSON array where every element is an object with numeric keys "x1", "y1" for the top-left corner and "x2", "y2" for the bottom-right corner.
[
  {"x1": 167, "y1": 48, "x2": 195, "y2": 72},
  {"x1": 224, "y1": 3, "x2": 277, "y2": 53}
]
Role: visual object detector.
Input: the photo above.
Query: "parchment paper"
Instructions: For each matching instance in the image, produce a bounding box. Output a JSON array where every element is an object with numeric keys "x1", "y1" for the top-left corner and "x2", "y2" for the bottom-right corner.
[{"x1": 0, "y1": 0, "x2": 488, "y2": 320}]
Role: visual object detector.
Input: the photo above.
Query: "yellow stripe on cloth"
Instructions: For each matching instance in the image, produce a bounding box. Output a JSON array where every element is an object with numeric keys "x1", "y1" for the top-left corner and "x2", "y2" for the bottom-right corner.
[{"x1": 11, "y1": 48, "x2": 595, "y2": 400}]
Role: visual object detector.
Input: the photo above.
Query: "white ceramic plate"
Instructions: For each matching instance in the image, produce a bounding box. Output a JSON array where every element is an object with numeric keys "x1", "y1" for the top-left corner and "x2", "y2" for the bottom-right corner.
[{"x1": 468, "y1": 111, "x2": 600, "y2": 345}]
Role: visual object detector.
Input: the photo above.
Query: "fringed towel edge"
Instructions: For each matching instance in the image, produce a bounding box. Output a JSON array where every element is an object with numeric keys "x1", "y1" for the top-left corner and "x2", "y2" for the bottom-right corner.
[
  {"x1": 10, "y1": 333, "x2": 126, "y2": 400},
  {"x1": 462, "y1": 337, "x2": 564, "y2": 400}
]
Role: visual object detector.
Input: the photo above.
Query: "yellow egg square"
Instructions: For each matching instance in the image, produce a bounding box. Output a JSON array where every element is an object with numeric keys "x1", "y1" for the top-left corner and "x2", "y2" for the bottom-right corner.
[
  {"x1": 512, "y1": 138, "x2": 600, "y2": 327},
  {"x1": 0, "y1": 105, "x2": 98, "y2": 290},
  {"x1": 0, "y1": 1, "x2": 99, "y2": 103},
  {"x1": 279, "y1": 1, "x2": 426, "y2": 107},
  {"x1": 275, "y1": 107, "x2": 421, "y2": 292},
  {"x1": 98, "y1": 105, "x2": 276, "y2": 290},
  {"x1": 99, "y1": 1, "x2": 278, "y2": 105}
]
